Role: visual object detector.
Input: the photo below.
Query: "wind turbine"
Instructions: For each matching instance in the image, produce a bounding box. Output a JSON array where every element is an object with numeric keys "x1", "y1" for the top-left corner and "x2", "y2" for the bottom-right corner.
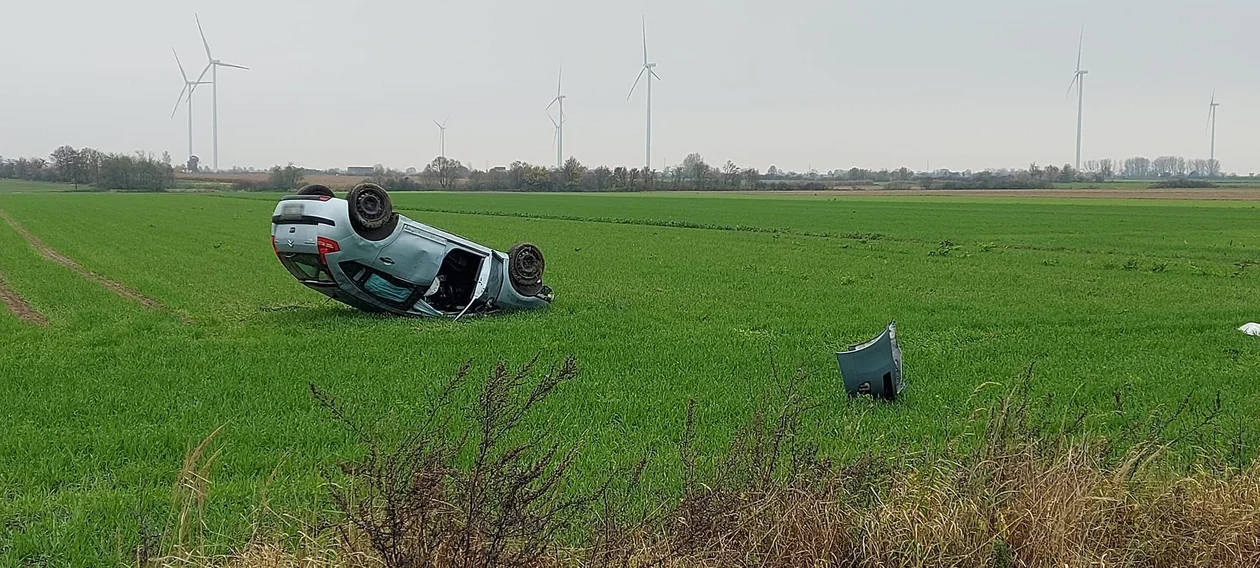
[
  {"x1": 1066, "y1": 26, "x2": 1088, "y2": 172},
  {"x1": 193, "y1": 14, "x2": 249, "y2": 172},
  {"x1": 1208, "y1": 91, "x2": 1221, "y2": 173},
  {"x1": 433, "y1": 117, "x2": 449, "y2": 158},
  {"x1": 546, "y1": 64, "x2": 566, "y2": 169},
  {"x1": 627, "y1": 17, "x2": 660, "y2": 172},
  {"x1": 170, "y1": 48, "x2": 211, "y2": 165}
]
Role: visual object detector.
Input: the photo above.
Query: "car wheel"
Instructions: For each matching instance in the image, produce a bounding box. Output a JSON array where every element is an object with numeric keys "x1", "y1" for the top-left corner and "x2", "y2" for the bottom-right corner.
[
  {"x1": 297, "y1": 184, "x2": 335, "y2": 198},
  {"x1": 347, "y1": 183, "x2": 394, "y2": 230},
  {"x1": 507, "y1": 243, "x2": 545, "y2": 296}
]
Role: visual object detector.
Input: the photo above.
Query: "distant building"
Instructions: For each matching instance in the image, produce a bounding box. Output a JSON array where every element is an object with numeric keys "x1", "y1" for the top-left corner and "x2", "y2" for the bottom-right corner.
[
  {"x1": 346, "y1": 166, "x2": 374, "y2": 176},
  {"x1": 187, "y1": 155, "x2": 200, "y2": 173}
]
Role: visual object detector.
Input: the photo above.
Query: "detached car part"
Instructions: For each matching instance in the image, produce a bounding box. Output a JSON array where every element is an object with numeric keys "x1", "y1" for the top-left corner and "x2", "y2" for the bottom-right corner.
[
  {"x1": 271, "y1": 183, "x2": 553, "y2": 318},
  {"x1": 835, "y1": 321, "x2": 904, "y2": 400}
]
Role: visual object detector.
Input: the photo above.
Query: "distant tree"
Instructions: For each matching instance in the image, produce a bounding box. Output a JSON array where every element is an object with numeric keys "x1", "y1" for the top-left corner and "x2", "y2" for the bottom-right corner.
[
  {"x1": 612, "y1": 166, "x2": 629, "y2": 190},
  {"x1": 742, "y1": 167, "x2": 760, "y2": 189},
  {"x1": 561, "y1": 157, "x2": 585, "y2": 189},
  {"x1": 50, "y1": 145, "x2": 83, "y2": 188},
  {"x1": 508, "y1": 161, "x2": 528, "y2": 189},
  {"x1": 424, "y1": 157, "x2": 467, "y2": 188},
  {"x1": 268, "y1": 163, "x2": 305, "y2": 190},
  {"x1": 766, "y1": 165, "x2": 779, "y2": 178},
  {"x1": 589, "y1": 166, "x2": 612, "y2": 191},
  {"x1": 722, "y1": 160, "x2": 740, "y2": 188},
  {"x1": 1098, "y1": 158, "x2": 1114, "y2": 180},
  {"x1": 1042, "y1": 164, "x2": 1060, "y2": 182},
  {"x1": 1059, "y1": 164, "x2": 1077, "y2": 183},
  {"x1": 523, "y1": 164, "x2": 552, "y2": 191},
  {"x1": 643, "y1": 168, "x2": 657, "y2": 190}
]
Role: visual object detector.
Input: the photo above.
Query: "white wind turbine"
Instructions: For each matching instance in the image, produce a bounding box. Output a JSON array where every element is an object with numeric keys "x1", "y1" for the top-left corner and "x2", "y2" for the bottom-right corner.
[
  {"x1": 170, "y1": 48, "x2": 211, "y2": 165},
  {"x1": 1066, "y1": 26, "x2": 1088, "y2": 172},
  {"x1": 627, "y1": 17, "x2": 660, "y2": 172},
  {"x1": 433, "y1": 116, "x2": 449, "y2": 158},
  {"x1": 193, "y1": 14, "x2": 249, "y2": 172},
  {"x1": 1208, "y1": 91, "x2": 1221, "y2": 172},
  {"x1": 546, "y1": 64, "x2": 566, "y2": 169}
]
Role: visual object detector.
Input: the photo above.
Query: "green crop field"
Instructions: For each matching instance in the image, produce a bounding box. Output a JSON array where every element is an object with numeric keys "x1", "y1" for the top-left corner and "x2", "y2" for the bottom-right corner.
[{"x1": 3, "y1": 181, "x2": 1260, "y2": 564}]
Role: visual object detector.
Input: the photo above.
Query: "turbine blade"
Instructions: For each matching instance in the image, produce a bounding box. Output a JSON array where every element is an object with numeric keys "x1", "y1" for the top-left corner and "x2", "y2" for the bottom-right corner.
[
  {"x1": 642, "y1": 17, "x2": 649, "y2": 64},
  {"x1": 193, "y1": 63, "x2": 212, "y2": 86},
  {"x1": 1076, "y1": 24, "x2": 1084, "y2": 72},
  {"x1": 173, "y1": 48, "x2": 188, "y2": 82},
  {"x1": 546, "y1": 97, "x2": 559, "y2": 111},
  {"x1": 651, "y1": 69, "x2": 662, "y2": 81},
  {"x1": 171, "y1": 84, "x2": 189, "y2": 119},
  {"x1": 557, "y1": 63, "x2": 563, "y2": 97},
  {"x1": 552, "y1": 125, "x2": 558, "y2": 149},
  {"x1": 434, "y1": 120, "x2": 443, "y2": 129},
  {"x1": 196, "y1": 14, "x2": 213, "y2": 60},
  {"x1": 217, "y1": 62, "x2": 249, "y2": 70},
  {"x1": 1066, "y1": 73, "x2": 1079, "y2": 97},
  {"x1": 627, "y1": 67, "x2": 646, "y2": 99},
  {"x1": 548, "y1": 113, "x2": 558, "y2": 128},
  {"x1": 443, "y1": 115, "x2": 449, "y2": 128}
]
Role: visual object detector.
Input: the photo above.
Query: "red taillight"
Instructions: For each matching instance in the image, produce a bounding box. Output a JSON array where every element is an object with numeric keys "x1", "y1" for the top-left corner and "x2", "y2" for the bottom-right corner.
[
  {"x1": 317, "y1": 236, "x2": 340, "y2": 265},
  {"x1": 271, "y1": 235, "x2": 280, "y2": 257},
  {"x1": 319, "y1": 195, "x2": 332, "y2": 201}
]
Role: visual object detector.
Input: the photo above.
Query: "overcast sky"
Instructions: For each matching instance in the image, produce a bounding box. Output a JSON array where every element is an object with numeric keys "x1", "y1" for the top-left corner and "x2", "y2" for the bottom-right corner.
[{"x1": 2, "y1": 0, "x2": 1257, "y2": 174}]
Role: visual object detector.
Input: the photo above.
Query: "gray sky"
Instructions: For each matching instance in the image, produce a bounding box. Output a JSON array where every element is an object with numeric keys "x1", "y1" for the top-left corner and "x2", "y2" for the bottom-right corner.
[{"x1": 2, "y1": 0, "x2": 1257, "y2": 174}]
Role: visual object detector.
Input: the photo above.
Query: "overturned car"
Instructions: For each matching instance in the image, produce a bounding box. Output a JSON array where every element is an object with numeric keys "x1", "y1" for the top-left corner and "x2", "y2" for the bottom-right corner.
[{"x1": 271, "y1": 183, "x2": 553, "y2": 318}]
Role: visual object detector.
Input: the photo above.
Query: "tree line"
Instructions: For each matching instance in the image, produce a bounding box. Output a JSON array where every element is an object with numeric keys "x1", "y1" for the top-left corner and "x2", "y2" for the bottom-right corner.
[
  {"x1": 0, "y1": 146, "x2": 177, "y2": 191},
  {"x1": 1, "y1": 145, "x2": 1241, "y2": 193}
]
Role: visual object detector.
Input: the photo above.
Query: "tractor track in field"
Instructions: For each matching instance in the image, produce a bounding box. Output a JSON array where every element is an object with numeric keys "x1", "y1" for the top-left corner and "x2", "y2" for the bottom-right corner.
[
  {"x1": 0, "y1": 271, "x2": 47, "y2": 326},
  {"x1": 0, "y1": 210, "x2": 191, "y2": 323}
]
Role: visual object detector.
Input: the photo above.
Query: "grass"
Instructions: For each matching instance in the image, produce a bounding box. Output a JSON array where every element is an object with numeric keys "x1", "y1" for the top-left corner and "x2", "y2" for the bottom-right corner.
[{"x1": 1, "y1": 182, "x2": 1259, "y2": 564}]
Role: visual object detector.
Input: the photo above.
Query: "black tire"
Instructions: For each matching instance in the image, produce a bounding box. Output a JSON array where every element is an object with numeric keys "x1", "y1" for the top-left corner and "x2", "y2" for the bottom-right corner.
[
  {"x1": 347, "y1": 183, "x2": 394, "y2": 231},
  {"x1": 507, "y1": 243, "x2": 546, "y2": 296},
  {"x1": 297, "y1": 184, "x2": 335, "y2": 198}
]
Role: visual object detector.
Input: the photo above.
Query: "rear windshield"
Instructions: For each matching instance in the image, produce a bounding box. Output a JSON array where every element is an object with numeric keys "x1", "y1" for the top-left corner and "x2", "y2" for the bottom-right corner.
[{"x1": 280, "y1": 253, "x2": 334, "y2": 283}]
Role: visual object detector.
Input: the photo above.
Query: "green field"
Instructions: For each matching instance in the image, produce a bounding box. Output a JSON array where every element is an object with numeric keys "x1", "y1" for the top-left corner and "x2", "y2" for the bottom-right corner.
[{"x1": 2, "y1": 182, "x2": 1260, "y2": 564}]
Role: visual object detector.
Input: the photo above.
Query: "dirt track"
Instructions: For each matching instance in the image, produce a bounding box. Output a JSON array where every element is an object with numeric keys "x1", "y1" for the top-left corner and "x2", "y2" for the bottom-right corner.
[
  {"x1": 0, "y1": 272, "x2": 47, "y2": 325},
  {"x1": 0, "y1": 210, "x2": 189, "y2": 322}
]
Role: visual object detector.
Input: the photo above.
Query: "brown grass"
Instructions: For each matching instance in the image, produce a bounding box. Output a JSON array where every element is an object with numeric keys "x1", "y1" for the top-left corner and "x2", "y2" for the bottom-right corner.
[{"x1": 142, "y1": 360, "x2": 1260, "y2": 568}]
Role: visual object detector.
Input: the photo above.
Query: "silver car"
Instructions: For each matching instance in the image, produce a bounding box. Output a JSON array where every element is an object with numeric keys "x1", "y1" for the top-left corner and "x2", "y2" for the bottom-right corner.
[{"x1": 270, "y1": 183, "x2": 553, "y2": 318}]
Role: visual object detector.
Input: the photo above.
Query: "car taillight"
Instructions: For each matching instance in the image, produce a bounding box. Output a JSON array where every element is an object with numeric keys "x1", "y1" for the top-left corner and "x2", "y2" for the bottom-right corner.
[
  {"x1": 317, "y1": 236, "x2": 339, "y2": 266},
  {"x1": 271, "y1": 235, "x2": 280, "y2": 257},
  {"x1": 319, "y1": 195, "x2": 332, "y2": 201}
]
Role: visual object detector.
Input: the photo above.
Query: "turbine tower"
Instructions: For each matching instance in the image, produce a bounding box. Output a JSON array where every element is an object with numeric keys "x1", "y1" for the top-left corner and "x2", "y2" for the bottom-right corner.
[
  {"x1": 1067, "y1": 26, "x2": 1088, "y2": 172},
  {"x1": 1208, "y1": 91, "x2": 1220, "y2": 172},
  {"x1": 194, "y1": 14, "x2": 249, "y2": 172},
  {"x1": 170, "y1": 48, "x2": 211, "y2": 165},
  {"x1": 546, "y1": 64, "x2": 566, "y2": 169},
  {"x1": 627, "y1": 17, "x2": 661, "y2": 172},
  {"x1": 433, "y1": 117, "x2": 449, "y2": 158}
]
